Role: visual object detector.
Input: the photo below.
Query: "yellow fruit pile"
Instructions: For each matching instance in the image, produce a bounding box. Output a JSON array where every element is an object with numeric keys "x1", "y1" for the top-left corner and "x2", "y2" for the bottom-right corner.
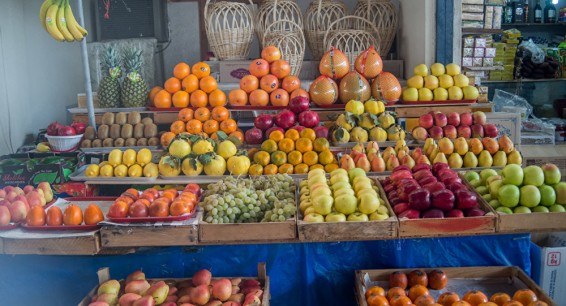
[
  {"x1": 249, "y1": 128, "x2": 339, "y2": 175},
  {"x1": 85, "y1": 148, "x2": 157, "y2": 178}
]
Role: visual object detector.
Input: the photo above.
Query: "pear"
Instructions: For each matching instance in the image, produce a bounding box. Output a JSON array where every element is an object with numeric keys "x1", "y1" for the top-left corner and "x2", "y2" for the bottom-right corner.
[
  {"x1": 423, "y1": 138, "x2": 435, "y2": 153},
  {"x1": 429, "y1": 147, "x2": 440, "y2": 163},
  {"x1": 371, "y1": 156, "x2": 386, "y2": 172},
  {"x1": 350, "y1": 127, "x2": 369, "y2": 142},
  {"x1": 399, "y1": 145, "x2": 410, "y2": 154},
  {"x1": 367, "y1": 151, "x2": 378, "y2": 162},
  {"x1": 411, "y1": 147, "x2": 423, "y2": 161},
  {"x1": 369, "y1": 127, "x2": 387, "y2": 142},
  {"x1": 340, "y1": 155, "x2": 355, "y2": 171},
  {"x1": 352, "y1": 143, "x2": 365, "y2": 153},
  {"x1": 397, "y1": 149, "x2": 408, "y2": 160},
  {"x1": 463, "y1": 152, "x2": 478, "y2": 168},
  {"x1": 492, "y1": 151, "x2": 507, "y2": 167},
  {"x1": 454, "y1": 137, "x2": 469, "y2": 156},
  {"x1": 382, "y1": 147, "x2": 396, "y2": 163},
  {"x1": 507, "y1": 150, "x2": 522, "y2": 165},
  {"x1": 433, "y1": 152, "x2": 448, "y2": 164},
  {"x1": 355, "y1": 155, "x2": 371, "y2": 172},
  {"x1": 386, "y1": 155, "x2": 400, "y2": 171},
  {"x1": 448, "y1": 153, "x2": 463, "y2": 169},
  {"x1": 438, "y1": 137, "x2": 454, "y2": 155},
  {"x1": 395, "y1": 139, "x2": 407, "y2": 152},
  {"x1": 426, "y1": 143, "x2": 438, "y2": 156},
  {"x1": 498, "y1": 135, "x2": 514, "y2": 154},
  {"x1": 367, "y1": 141, "x2": 379, "y2": 152},
  {"x1": 417, "y1": 155, "x2": 431, "y2": 166},
  {"x1": 478, "y1": 150, "x2": 493, "y2": 167},
  {"x1": 401, "y1": 155, "x2": 415, "y2": 169}
]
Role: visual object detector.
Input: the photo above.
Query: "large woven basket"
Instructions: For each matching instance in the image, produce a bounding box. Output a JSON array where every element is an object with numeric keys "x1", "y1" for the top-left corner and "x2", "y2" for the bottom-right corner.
[
  {"x1": 304, "y1": 0, "x2": 348, "y2": 60},
  {"x1": 204, "y1": 0, "x2": 255, "y2": 60},
  {"x1": 255, "y1": 0, "x2": 303, "y2": 48},
  {"x1": 262, "y1": 20, "x2": 305, "y2": 76},
  {"x1": 323, "y1": 16, "x2": 380, "y2": 68},
  {"x1": 353, "y1": 0, "x2": 398, "y2": 57}
]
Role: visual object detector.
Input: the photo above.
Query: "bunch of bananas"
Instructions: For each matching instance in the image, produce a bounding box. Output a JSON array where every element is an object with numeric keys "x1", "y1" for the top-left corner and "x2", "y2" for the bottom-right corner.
[{"x1": 40, "y1": 0, "x2": 88, "y2": 42}]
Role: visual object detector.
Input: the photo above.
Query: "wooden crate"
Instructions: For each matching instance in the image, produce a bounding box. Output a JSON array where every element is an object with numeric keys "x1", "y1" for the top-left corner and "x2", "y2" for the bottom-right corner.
[
  {"x1": 0, "y1": 230, "x2": 100, "y2": 255},
  {"x1": 297, "y1": 179, "x2": 398, "y2": 242},
  {"x1": 100, "y1": 223, "x2": 198, "y2": 248},
  {"x1": 78, "y1": 263, "x2": 270, "y2": 306},
  {"x1": 355, "y1": 266, "x2": 556, "y2": 306}
]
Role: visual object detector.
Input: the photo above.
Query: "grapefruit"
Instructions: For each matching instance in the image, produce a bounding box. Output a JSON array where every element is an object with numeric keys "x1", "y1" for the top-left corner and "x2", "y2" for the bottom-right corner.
[
  {"x1": 319, "y1": 47, "x2": 350, "y2": 80},
  {"x1": 309, "y1": 76, "x2": 339, "y2": 106},
  {"x1": 338, "y1": 71, "x2": 371, "y2": 103}
]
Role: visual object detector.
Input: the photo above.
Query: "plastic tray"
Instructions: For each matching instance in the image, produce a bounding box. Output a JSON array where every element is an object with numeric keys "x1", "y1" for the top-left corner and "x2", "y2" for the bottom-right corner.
[
  {"x1": 399, "y1": 99, "x2": 477, "y2": 105},
  {"x1": 69, "y1": 166, "x2": 157, "y2": 183},
  {"x1": 0, "y1": 223, "x2": 19, "y2": 231},
  {"x1": 107, "y1": 211, "x2": 196, "y2": 223}
]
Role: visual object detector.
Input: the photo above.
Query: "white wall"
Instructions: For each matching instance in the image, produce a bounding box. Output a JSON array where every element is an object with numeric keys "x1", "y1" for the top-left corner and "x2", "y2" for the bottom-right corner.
[{"x1": 399, "y1": 0, "x2": 436, "y2": 77}]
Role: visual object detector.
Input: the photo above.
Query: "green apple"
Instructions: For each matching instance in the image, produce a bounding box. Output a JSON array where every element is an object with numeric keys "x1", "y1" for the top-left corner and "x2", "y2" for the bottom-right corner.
[
  {"x1": 489, "y1": 199, "x2": 500, "y2": 209},
  {"x1": 313, "y1": 195, "x2": 333, "y2": 215},
  {"x1": 502, "y1": 164, "x2": 524, "y2": 186},
  {"x1": 480, "y1": 169, "x2": 498, "y2": 184},
  {"x1": 353, "y1": 180, "x2": 372, "y2": 193},
  {"x1": 522, "y1": 165, "x2": 544, "y2": 187},
  {"x1": 299, "y1": 200, "x2": 312, "y2": 212},
  {"x1": 549, "y1": 204, "x2": 566, "y2": 212},
  {"x1": 356, "y1": 189, "x2": 378, "y2": 200},
  {"x1": 533, "y1": 206, "x2": 550, "y2": 213},
  {"x1": 358, "y1": 193, "x2": 380, "y2": 214},
  {"x1": 519, "y1": 185, "x2": 541, "y2": 208},
  {"x1": 308, "y1": 168, "x2": 326, "y2": 179},
  {"x1": 514, "y1": 206, "x2": 532, "y2": 214},
  {"x1": 498, "y1": 184, "x2": 520, "y2": 208},
  {"x1": 486, "y1": 175, "x2": 502, "y2": 187},
  {"x1": 330, "y1": 168, "x2": 347, "y2": 177},
  {"x1": 330, "y1": 174, "x2": 349, "y2": 185},
  {"x1": 464, "y1": 171, "x2": 480, "y2": 182},
  {"x1": 331, "y1": 181, "x2": 351, "y2": 192},
  {"x1": 304, "y1": 213, "x2": 324, "y2": 222},
  {"x1": 554, "y1": 182, "x2": 566, "y2": 205},
  {"x1": 334, "y1": 188, "x2": 355, "y2": 197},
  {"x1": 369, "y1": 212, "x2": 389, "y2": 221},
  {"x1": 325, "y1": 212, "x2": 346, "y2": 222},
  {"x1": 347, "y1": 212, "x2": 369, "y2": 222},
  {"x1": 489, "y1": 180, "x2": 504, "y2": 198},
  {"x1": 539, "y1": 185, "x2": 557, "y2": 207},
  {"x1": 542, "y1": 163, "x2": 561, "y2": 185},
  {"x1": 377, "y1": 205, "x2": 388, "y2": 215},
  {"x1": 496, "y1": 207, "x2": 513, "y2": 214},
  {"x1": 311, "y1": 187, "x2": 332, "y2": 199},
  {"x1": 334, "y1": 194, "x2": 357, "y2": 215},
  {"x1": 304, "y1": 206, "x2": 316, "y2": 215},
  {"x1": 470, "y1": 179, "x2": 481, "y2": 188},
  {"x1": 482, "y1": 194, "x2": 492, "y2": 202},
  {"x1": 476, "y1": 186, "x2": 488, "y2": 195},
  {"x1": 308, "y1": 176, "x2": 327, "y2": 188}
]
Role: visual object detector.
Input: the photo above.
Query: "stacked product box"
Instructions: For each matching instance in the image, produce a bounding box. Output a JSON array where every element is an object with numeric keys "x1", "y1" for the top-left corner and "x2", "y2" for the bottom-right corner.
[
  {"x1": 500, "y1": 30, "x2": 521, "y2": 80},
  {"x1": 461, "y1": 0, "x2": 485, "y2": 29},
  {"x1": 483, "y1": 4, "x2": 503, "y2": 29},
  {"x1": 462, "y1": 36, "x2": 497, "y2": 80}
]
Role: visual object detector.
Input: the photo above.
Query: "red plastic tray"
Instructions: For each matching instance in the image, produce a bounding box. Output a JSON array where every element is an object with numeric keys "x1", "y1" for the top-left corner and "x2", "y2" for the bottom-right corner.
[
  {"x1": 229, "y1": 105, "x2": 287, "y2": 110},
  {"x1": 399, "y1": 99, "x2": 477, "y2": 105},
  {"x1": 0, "y1": 223, "x2": 19, "y2": 230},
  {"x1": 107, "y1": 210, "x2": 196, "y2": 223},
  {"x1": 21, "y1": 224, "x2": 101, "y2": 231},
  {"x1": 315, "y1": 103, "x2": 345, "y2": 109}
]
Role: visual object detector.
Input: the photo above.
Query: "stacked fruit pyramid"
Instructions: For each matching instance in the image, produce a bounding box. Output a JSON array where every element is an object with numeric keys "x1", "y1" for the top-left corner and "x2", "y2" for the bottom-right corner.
[
  {"x1": 85, "y1": 148, "x2": 156, "y2": 178},
  {"x1": 81, "y1": 112, "x2": 159, "y2": 148}
]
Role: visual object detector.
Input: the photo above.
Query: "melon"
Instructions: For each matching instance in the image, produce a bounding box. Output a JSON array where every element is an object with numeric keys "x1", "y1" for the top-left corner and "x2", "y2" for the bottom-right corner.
[
  {"x1": 338, "y1": 71, "x2": 371, "y2": 103},
  {"x1": 354, "y1": 45, "x2": 383, "y2": 79},
  {"x1": 371, "y1": 72, "x2": 401, "y2": 104},
  {"x1": 309, "y1": 76, "x2": 339, "y2": 106},
  {"x1": 319, "y1": 47, "x2": 350, "y2": 80}
]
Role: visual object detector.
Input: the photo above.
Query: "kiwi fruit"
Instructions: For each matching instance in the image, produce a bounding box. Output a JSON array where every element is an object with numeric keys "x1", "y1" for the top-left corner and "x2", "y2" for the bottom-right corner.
[
  {"x1": 128, "y1": 111, "x2": 142, "y2": 125},
  {"x1": 101, "y1": 112, "x2": 115, "y2": 125},
  {"x1": 113, "y1": 138, "x2": 125, "y2": 147},
  {"x1": 84, "y1": 126, "x2": 96, "y2": 140},
  {"x1": 81, "y1": 139, "x2": 92, "y2": 148},
  {"x1": 92, "y1": 139, "x2": 102, "y2": 148},
  {"x1": 121, "y1": 124, "x2": 133, "y2": 139},
  {"x1": 97, "y1": 125, "x2": 109, "y2": 139},
  {"x1": 133, "y1": 123, "x2": 144, "y2": 139},
  {"x1": 141, "y1": 117, "x2": 154, "y2": 125},
  {"x1": 125, "y1": 138, "x2": 137, "y2": 147},
  {"x1": 148, "y1": 137, "x2": 160, "y2": 146},
  {"x1": 115, "y1": 112, "x2": 128, "y2": 125},
  {"x1": 102, "y1": 138, "x2": 114, "y2": 147},
  {"x1": 144, "y1": 123, "x2": 158, "y2": 138},
  {"x1": 110, "y1": 124, "x2": 121, "y2": 139},
  {"x1": 136, "y1": 138, "x2": 148, "y2": 146}
]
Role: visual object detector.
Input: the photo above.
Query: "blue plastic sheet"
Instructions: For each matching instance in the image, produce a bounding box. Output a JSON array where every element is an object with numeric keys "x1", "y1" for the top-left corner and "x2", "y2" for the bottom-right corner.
[{"x1": 0, "y1": 234, "x2": 531, "y2": 306}]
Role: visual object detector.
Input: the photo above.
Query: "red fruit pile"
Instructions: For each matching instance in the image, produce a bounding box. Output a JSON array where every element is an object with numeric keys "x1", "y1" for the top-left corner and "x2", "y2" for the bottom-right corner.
[
  {"x1": 47, "y1": 121, "x2": 86, "y2": 136},
  {"x1": 412, "y1": 111, "x2": 498, "y2": 141}
]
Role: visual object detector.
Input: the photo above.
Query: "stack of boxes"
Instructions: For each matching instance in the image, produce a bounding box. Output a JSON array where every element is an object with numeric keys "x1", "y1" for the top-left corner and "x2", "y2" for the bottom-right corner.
[
  {"x1": 461, "y1": 0, "x2": 504, "y2": 30},
  {"x1": 462, "y1": 36, "x2": 497, "y2": 80}
]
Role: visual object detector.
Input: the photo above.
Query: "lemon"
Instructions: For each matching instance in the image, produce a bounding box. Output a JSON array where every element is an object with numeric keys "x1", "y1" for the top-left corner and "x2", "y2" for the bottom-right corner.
[
  {"x1": 99, "y1": 164, "x2": 114, "y2": 177},
  {"x1": 192, "y1": 139, "x2": 214, "y2": 155},
  {"x1": 114, "y1": 164, "x2": 128, "y2": 177},
  {"x1": 217, "y1": 140, "x2": 237, "y2": 159},
  {"x1": 85, "y1": 164, "x2": 100, "y2": 177},
  {"x1": 128, "y1": 164, "x2": 143, "y2": 177},
  {"x1": 123, "y1": 149, "x2": 137, "y2": 167},
  {"x1": 181, "y1": 158, "x2": 203, "y2": 176},
  {"x1": 143, "y1": 163, "x2": 159, "y2": 178},
  {"x1": 345, "y1": 100, "x2": 364, "y2": 115},
  {"x1": 108, "y1": 149, "x2": 123, "y2": 167},
  {"x1": 227, "y1": 156, "x2": 250, "y2": 175},
  {"x1": 137, "y1": 148, "x2": 152, "y2": 166},
  {"x1": 168, "y1": 139, "x2": 191, "y2": 159},
  {"x1": 99, "y1": 161, "x2": 109, "y2": 168}
]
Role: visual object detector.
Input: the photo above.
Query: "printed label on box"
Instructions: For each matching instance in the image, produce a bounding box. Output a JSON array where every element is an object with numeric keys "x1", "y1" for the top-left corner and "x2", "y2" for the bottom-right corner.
[{"x1": 547, "y1": 252, "x2": 561, "y2": 266}]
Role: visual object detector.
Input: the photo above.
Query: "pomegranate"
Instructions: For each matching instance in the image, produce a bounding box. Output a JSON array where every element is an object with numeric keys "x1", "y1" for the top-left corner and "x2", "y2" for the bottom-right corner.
[
  {"x1": 265, "y1": 126, "x2": 284, "y2": 138},
  {"x1": 288, "y1": 96, "x2": 310, "y2": 114},
  {"x1": 47, "y1": 121, "x2": 63, "y2": 136},
  {"x1": 254, "y1": 114, "x2": 274, "y2": 131},
  {"x1": 274, "y1": 110, "x2": 296, "y2": 129},
  {"x1": 314, "y1": 126, "x2": 329, "y2": 139},
  {"x1": 58, "y1": 126, "x2": 77, "y2": 136},
  {"x1": 71, "y1": 122, "x2": 86, "y2": 134},
  {"x1": 244, "y1": 128, "x2": 263, "y2": 144},
  {"x1": 298, "y1": 111, "x2": 320, "y2": 128}
]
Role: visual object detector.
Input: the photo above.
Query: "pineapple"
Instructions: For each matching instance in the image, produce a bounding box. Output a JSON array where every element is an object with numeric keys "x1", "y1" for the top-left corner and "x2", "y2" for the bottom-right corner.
[
  {"x1": 98, "y1": 47, "x2": 122, "y2": 108},
  {"x1": 121, "y1": 48, "x2": 148, "y2": 108}
]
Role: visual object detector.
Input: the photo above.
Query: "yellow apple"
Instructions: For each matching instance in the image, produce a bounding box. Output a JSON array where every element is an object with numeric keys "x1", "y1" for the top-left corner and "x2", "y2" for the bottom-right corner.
[
  {"x1": 413, "y1": 64, "x2": 429, "y2": 77},
  {"x1": 438, "y1": 74, "x2": 454, "y2": 89},
  {"x1": 453, "y1": 74, "x2": 469, "y2": 87},
  {"x1": 448, "y1": 86, "x2": 464, "y2": 100},
  {"x1": 418, "y1": 88, "x2": 433, "y2": 101},
  {"x1": 407, "y1": 75, "x2": 424, "y2": 89},
  {"x1": 433, "y1": 88, "x2": 449, "y2": 101},
  {"x1": 446, "y1": 63, "x2": 461, "y2": 76},
  {"x1": 402, "y1": 88, "x2": 418, "y2": 101},
  {"x1": 430, "y1": 63, "x2": 446, "y2": 76}
]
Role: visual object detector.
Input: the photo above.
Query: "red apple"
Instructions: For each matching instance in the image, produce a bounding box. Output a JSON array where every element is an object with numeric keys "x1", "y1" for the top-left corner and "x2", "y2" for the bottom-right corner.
[
  {"x1": 399, "y1": 209, "x2": 420, "y2": 219},
  {"x1": 443, "y1": 125, "x2": 457, "y2": 139},
  {"x1": 429, "y1": 126, "x2": 444, "y2": 140},
  {"x1": 471, "y1": 124, "x2": 484, "y2": 138},
  {"x1": 447, "y1": 112, "x2": 461, "y2": 127},
  {"x1": 473, "y1": 111, "x2": 487, "y2": 125},
  {"x1": 0, "y1": 206, "x2": 11, "y2": 225},
  {"x1": 460, "y1": 112, "x2": 473, "y2": 126},
  {"x1": 446, "y1": 209, "x2": 465, "y2": 218},
  {"x1": 393, "y1": 203, "x2": 410, "y2": 215},
  {"x1": 457, "y1": 126, "x2": 471, "y2": 138},
  {"x1": 0, "y1": 199, "x2": 10, "y2": 206},
  {"x1": 8, "y1": 200, "x2": 28, "y2": 222},
  {"x1": 419, "y1": 114, "x2": 434, "y2": 129},
  {"x1": 5, "y1": 191, "x2": 18, "y2": 202},
  {"x1": 22, "y1": 185, "x2": 35, "y2": 194},
  {"x1": 434, "y1": 113, "x2": 447, "y2": 127},
  {"x1": 483, "y1": 123, "x2": 498, "y2": 138}
]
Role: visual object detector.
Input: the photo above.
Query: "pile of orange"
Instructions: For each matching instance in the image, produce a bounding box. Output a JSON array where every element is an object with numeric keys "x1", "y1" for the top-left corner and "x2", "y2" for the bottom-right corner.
[
  {"x1": 149, "y1": 62, "x2": 227, "y2": 109},
  {"x1": 228, "y1": 46, "x2": 309, "y2": 107},
  {"x1": 107, "y1": 188, "x2": 197, "y2": 219},
  {"x1": 247, "y1": 128, "x2": 338, "y2": 175},
  {"x1": 26, "y1": 203, "x2": 104, "y2": 226}
]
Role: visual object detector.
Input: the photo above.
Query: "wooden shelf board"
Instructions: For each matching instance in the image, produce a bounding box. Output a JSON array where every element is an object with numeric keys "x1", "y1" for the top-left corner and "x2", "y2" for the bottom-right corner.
[
  {"x1": 100, "y1": 225, "x2": 198, "y2": 248},
  {"x1": 462, "y1": 28, "x2": 504, "y2": 34},
  {"x1": 1, "y1": 233, "x2": 100, "y2": 255},
  {"x1": 483, "y1": 78, "x2": 566, "y2": 83}
]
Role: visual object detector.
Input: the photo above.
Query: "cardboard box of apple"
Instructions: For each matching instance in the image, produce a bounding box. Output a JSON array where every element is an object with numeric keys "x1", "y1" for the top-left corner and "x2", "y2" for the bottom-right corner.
[
  {"x1": 464, "y1": 164, "x2": 566, "y2": 214},
  {"x1": 412, "y1": 111, "x2": 499, "y2": 141},
  {"x1": 0, "y1": 183, "x2": 54, "y2": 226},
  {"x1": 300, "y1": 168, "x2": 390, "y2": 223},
  {"x1": 402, "y1": 63, "x2": 479, "y2": 102}
]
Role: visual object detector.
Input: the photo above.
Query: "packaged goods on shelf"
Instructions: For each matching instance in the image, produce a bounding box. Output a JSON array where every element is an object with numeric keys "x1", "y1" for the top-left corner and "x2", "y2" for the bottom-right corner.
[
  {"x1": 462, "y1": 0, "x2": 484, "y2": 5},
  {"x1": 462, "y1": 12, "x2": 485, "y2": 21},
  {"x1": 462, "y1": 4, "x2": 484, "y2": 13}
]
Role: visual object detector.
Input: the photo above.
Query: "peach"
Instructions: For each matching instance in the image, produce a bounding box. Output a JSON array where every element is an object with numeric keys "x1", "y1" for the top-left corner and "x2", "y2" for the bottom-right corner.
[
  {"x1": 132, "y1": 296, "x2": 155, "y2": 306},
  {"x1": 13, "y1": 187, "x2": 24, "y2": 195},
  {"x1": 231, "y1": 285, "x2": 240, "y2": 295},
  {"x1": 160, "y1": 303, "x2": 176, "y2": 306},
  {"x1": 88, "y1": 302, "x2": 110, "y2": 306},
  {"x1": 164, "y1": 295, "x2": 178, "y2": 303},
  {"x1": 190, "y1": 284, "x2": 211, "y2": 305},
  {"x1": 192, "y1": 269, "x2": 212, "y2": 286},
  {"x1": 204, "y1": 301, "x2": 222, "y2": 306},
  {"x1": 0, "y1": 199, "x2": 10, "y2": 206},
  {"x1": 5, "y1": 191, "x2": 18, "y2": 202},
  {"x1": 125, "y1": 280, "x2": 150, "y2": 295},
  {"x1": 23, "y1": 185, "x2": 34, "y2": 194},
  {"x1": 213, "y1": 278, "x2": 232, "y2": 301},
  {"x1": 222, "y1": 302, "x2": 241, "y2": 306},
  {"x1": 167, "y1": 286, "x2": 178, "y2": 296},
  {"x1": 126, "y1": 271, "x2": 146, "y2": 284},
  {"x1": 3, "y1": 186, "x2": 14, "y2": 193},
  {"x1": 118, "y1": 293, "x2": 141, "y2": 306},
  {"x1": 8, "y1": 200, "x2": 28, "y2": 222},
  {"x1": 145, "y1": 281, "x2": 169, "y2": 305},
  {"x1": 242, "y1": 294, "x2": 261, "y2": 306},
  {"x1": 25, "y1": 191, "x2": 43, "y2": 207},
  {"x1": 228, "y1": 293, "x2": 244, "y2": 303},
  {"x1": 0, "y1": 206, "x2": 11, "y2": 225},
  {"x1": 0, "y1": 189, "x2": 6, "y2": 198},
  {"x1": 177, "y1": 295, "x2": 193, "y2": 304}
]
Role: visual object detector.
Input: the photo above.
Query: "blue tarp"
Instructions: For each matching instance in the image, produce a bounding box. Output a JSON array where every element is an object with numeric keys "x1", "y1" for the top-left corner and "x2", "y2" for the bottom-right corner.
[{"x1": 0, "y1": 234, "x2": 531, "y2": 306}]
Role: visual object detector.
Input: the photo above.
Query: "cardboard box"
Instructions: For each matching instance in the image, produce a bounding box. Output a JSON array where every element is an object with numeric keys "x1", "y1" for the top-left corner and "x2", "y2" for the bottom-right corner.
[
  {"x1": 532, "y1": 232, "x2": 566, "y2": 304},
  {"x1": 77, "y1": 93, "x2": 99, "y2": 108},
  {"x1": 485, "y1": 112, "x2": 522, "y2": 144},
  {"x1": 52, "y1": 182, "x2": 96, "y2": 198},
  {"x1": 0, "y1": 152, "x2": 84, "y2": 187},
  {"x1": 462, "y1": 4, "x2": 484, "y2": 12}
]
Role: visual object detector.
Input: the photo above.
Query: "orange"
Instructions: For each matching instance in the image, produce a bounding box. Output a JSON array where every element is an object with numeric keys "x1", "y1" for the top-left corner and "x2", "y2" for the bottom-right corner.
[
  {"x1": 154, "y1": 90, "x2": 172, "y2": 108},
  {"x1": 209, "y1": 89, "x2": 226, "y2": 107},
  {"x1": 261, "y1": 46, "x2": 281, "y2": 63},
  {"x1": 84, "y1": 204, "x2": 104, "y2": 225},
  {"x1": 278, "y1": 163, "x2": 294, "y2": 174},
  {"x1": 309, "y1": 164, "x2": 324, "y2": 171},
  {"x1": 278, "y1": 138, "x2": 295, "y2": 153},
  {"x1": 192, "y1": 62, "x2": 210, "y2": 79},
  {"x1": 148, "y1": 86, "x2": 163, "y2": 102},
  {"x1": 220, "y1": 119, "x2": 237, "y2": 134},
  {"x1": 325, "y1": 163, "x2": 339, "y2": 172},
  {"x1": 291, "y1": 88, "x2": 310, "y2": 100},
  {"x1": 408, "y1": 285, "x2": 430, "y2": 302},
  {"x1": 26, "y1": 206, "x2": 46, "y2": 226},
  {"x1": 490, "y1": 293, "x2": 511, "y2": 306},
  {"x1": 172, "y1": 91, "x2": 190, "y2": 108},
  {"x1": 249, "y1": 59, "x2": 270, "y2": 78},
  {"x1": 46, "y1": 206, "x2": 63, "y2": 226},
  {"x1": 303, "y1": 151, "x2": 319, "y2": 166},
  {"x1": 182, "y1": 74, "x2": 199, "y2": 93},
  {"x1": 296, "y1": 137, "x2": 313, "y2": 153},
  {"x1": 248, "y1": 164, "x2": 263, "y2": 176},
  {"x1": 463, "y1": 291, "x2": 488, "y2": 306},
  {"x1": 203, "y1": 120, "x2": 219, "y2": 134},
  {"x1": 300, "y1": 128, "x2": 316, "y2": 141},
  {"x1": 261, "y1": 139, "x2": 278, "y2": 153},
  {"x1": 270, "y1": 59, "x2": 291, "y2": 79},
  {"x1": 253, "y1": 151, "x2": 271, "y2": 166},
  {"x1": 390, "y1": 295, "x2": 412, "y2": 306},
  {"x1": 230, "y1": 131, "x2": 244, "y2": 143},
  {"x1": 388, "y1": 287, "x2": 407, "y2": 301},
  {"x1": 194, "y1": 107, "x2": 211, "y2": 122},
  {"x1": 285, "y1": 129, "x2": 300, "y2": 141},
  {"x1": 186, "y1": 119, "x2": 203, "y2": 134},
  {"x1": 319, "y1": 149, "x2": 335, "y2": 165},
  {"x1": 367, "y1": 295, "x2": 389, "y2": 306},
  {"x1": 199, "y1": 75, "x2": 218, "y2": 93},
  {"x1": 249, "y1": 89, "x2": 269, "y2": 106},
  {"x1": 190, "y1": 89, "x2": 208, "y2": 107},
  {"x1": 270, "y1": 151, "x2": 287, "y2": 166},
  {"x1": 247, "y1": 148, "x2": 259, "y2": 160},
  {"x1": 282, "y1": 75, "x2": 301, "y2": 93},
  {"x1": 174, "y1": 62, "x2": 191, "y2": 80},
  {"x1": 414, "y1": 295, "x2": 436, "y2": 306},
  {"x1": 512, "y1": 290, "x2": 538, "y2": 306},
  {"x1": 240, "y1": 75, "x2": 259, "y2": 93},
  {"x1": 178, "y1": 108, "x2": 194, "y2": 122},
  {"x1": 63, "y1": 204, "x2": 83, "y2": 225},
  {"x1": 294, "y1": 163, "x2": 309, "y2": 174},
  {"x1": 260, "y1": 74, "x2": 279, "y2": 93},
  {"x1": 170, "y1": 120, "x2": 186, "y2": 134},
  {"x1": 211, "y1": 106, "x2": 229, "y2": 122},
  {"x1": 503, "y1": 302, "x2": 524, "y2": 306},
  {"x1": 263, "y1": 164, "x2": 278, "y2": 175},
  {"x1": 437, "y1": 292, "x2": 460, "y2": 306},
  {"x1": 452, "y1": 302, "x2": 472, "y2": 306},
  {"x1": 287, "y1": 150, "x2": 303, "y2": 165},
  {"x1": 313, "y1": 138, "x2": 330, "y2": 152},
  {"x1": 269, "y1": 130, "x2": 285, "y2": 143},
  {"x1": 478, "y1": 303, "x2": 498, "y2": 306},
  {"x1": 164, "y1": 77, "x2": 181, "y2": 94},
  {"x1": 527, "y1": 302, "x2": 548, "y2": 306},
  {"x1": 160, "y1": 132, "x2": 175, "y2": 146},
  {"x1": 228, "y1": 89, "x2": 248, "y2": 106},
  {"x1": 366, "y1": 286, "x2": 386, "y2": 299},
  {"x1": 270, "y1": 88, "x2": 290, "y2": 106}
]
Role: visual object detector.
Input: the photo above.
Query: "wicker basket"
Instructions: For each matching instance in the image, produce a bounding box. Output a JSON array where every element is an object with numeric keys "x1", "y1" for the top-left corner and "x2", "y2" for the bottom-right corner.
[
  {"x1": 255, "y1": 0, "x2": 303, "y2": 48},
  {"x1": 204, "y1": 0, "x2": 255, "y2": 60},
  {"x1": 262, "y1": 20, "x2": 305, "y2": 76},
  {"x1": 46, "y1": 134, "x2": 83, "y2": 152},
  {"x1": 353, "y1": 0, "x2": 398, "y2": 57},
  {"x1": 304, "y1": 0, "x2": 348, "y2": 60},
  {"x1": 323, "y1": 16, "x2": 380, "y2": 68}
]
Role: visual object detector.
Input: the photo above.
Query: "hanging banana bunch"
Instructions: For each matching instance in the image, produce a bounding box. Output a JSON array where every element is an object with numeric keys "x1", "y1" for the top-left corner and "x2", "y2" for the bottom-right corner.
[{"x1": 40, "y1": 0, "x2": 88, "y2": 42}]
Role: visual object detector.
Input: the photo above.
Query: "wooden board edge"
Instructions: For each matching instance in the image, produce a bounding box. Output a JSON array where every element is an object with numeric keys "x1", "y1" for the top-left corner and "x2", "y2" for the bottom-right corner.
[
  {"x1": 100, "y1": 225, "x2": 199, "y2": 248},
  {"x1": 2, "y1": 234, "x2": 100, "y2": 255}
]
